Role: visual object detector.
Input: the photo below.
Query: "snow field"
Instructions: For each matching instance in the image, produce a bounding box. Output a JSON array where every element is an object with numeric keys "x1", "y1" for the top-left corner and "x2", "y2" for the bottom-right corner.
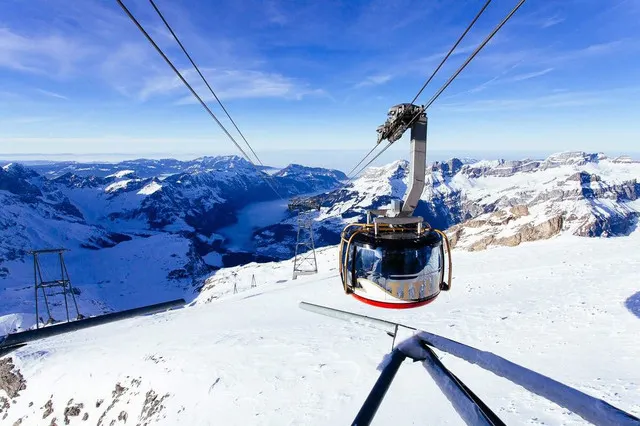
[{"x1": 2, "y1": 230, "x2": 640, "y2": 425}]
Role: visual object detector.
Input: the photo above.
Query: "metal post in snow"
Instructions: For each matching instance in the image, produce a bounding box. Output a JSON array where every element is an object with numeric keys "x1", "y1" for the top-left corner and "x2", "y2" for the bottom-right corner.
[
  {"x1": 33, "y1": 252, "x2": 39, "y2": 329},
  {"x1": 60, "y1": 251, "x2": 70, "y2": 323}
]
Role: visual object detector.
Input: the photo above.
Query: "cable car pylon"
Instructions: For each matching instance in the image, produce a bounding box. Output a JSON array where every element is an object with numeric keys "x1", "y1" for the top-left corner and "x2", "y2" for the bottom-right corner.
[{"x1": 289, "y1": 200, "x2": 319, "y2": 280}]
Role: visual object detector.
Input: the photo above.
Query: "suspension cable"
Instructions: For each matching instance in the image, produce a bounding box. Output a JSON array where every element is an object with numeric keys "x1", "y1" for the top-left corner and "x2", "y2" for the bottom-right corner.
[
  {"x1": 116, "y1": 0, "x2": 284, "y2": 200},
  {"x1": 349, "y1": 141, "x2": 393, "y2": 182},
  {"x1": 341, "y1": 0, "x2": 492, "y2": 185},
  {"x1": 410, "y1": 0, "x2": 491, "y2": 104},
  {"x1": 148, "y1": 0, "x2": 264, "y2": 167},
  {"x1": 423, "y1": 0, "x2": 526, "y2": 110},
  {"x1": 347, "y1": 0, "x2": 527, "y2": 181},
  {"x1": 344, "y1": 144, "x2": 379, "y2": 179}
]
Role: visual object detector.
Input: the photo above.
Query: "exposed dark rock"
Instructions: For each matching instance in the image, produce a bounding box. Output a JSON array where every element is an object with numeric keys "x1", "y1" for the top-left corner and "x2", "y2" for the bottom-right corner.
[
  {"x1": 42, "y1": 399, "x2": 53, "y2": 419},
  {"x1": 139, "y1": 390, "x2": 170, "y2": 424},
  {"x1": 0, "y1": 358, "x2": 26, "y2": 399},
  {"x1": 64, "y1": 401, "x2": 83, "y2": 425}
]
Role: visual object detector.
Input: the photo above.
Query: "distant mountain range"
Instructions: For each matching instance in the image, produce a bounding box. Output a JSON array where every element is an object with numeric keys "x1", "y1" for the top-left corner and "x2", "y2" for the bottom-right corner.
[
  {"x1": 303, "y1": 151, "x2": 640, "y2": 251},
  {"x1": 1, "y1": 151, "x2": 638, "y2": 332},
  {"x1": 0, "y1": 156, "x2": 346, "y2": 329}
]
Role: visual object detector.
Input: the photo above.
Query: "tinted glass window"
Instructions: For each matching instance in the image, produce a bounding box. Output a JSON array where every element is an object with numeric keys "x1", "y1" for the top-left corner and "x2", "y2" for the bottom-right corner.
[{"x1": 355, "y1": 245, "x2": 441, "y2": 279}]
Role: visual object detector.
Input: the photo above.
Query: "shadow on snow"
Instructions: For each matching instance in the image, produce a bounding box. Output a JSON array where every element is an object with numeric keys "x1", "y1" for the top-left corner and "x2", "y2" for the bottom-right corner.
[{"x1": 625, "y1": 291, "x2": 640, "y2": 319}]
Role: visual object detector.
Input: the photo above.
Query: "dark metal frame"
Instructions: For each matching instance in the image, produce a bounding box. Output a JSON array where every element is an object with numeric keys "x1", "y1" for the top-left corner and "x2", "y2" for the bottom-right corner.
[
  {"x1": 299, "y1": 302, "x2": 640, "y2": 426},
  {"x1": 292, "y1": 211, "x2": 318, "y2": 279},
  {"x1": 351, "y1": 345, "x2": 505, "y2": 426},
  {"x1": 0, "y1": 299, "x2": 185, "y2": 353},
  {"x1": 31, "y1": 248, "x2": 82, "y2": 328}
]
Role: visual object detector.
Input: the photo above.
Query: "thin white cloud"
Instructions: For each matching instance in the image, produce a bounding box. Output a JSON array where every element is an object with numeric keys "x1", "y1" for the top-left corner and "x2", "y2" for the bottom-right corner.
[
  {"x1": 265, "y1": 0, "x2": 288, "y2": 25},
  {"x1": 510, "y1": 67, "x2": 554, "y2": 82},
  {"x1": 354, "y1": 74, "x2": 392, "y2": 88},
  {"x1": 472, "y1": 38, "x2": 634, "y2": 75},
  {"x1": 0, "y1": 27, "x2": 87, "y2": 76},
  {"x1": 438, "y1": 86, "x2": 640, "y2": 112},
  {"x1": 540, "y1": 15, "x2": 565, "y2": 28},
  {"x1": 0, "y1": 116, "x2": 55, "y2": 125},
  {"x1": 100, "y1": 42, "x2": 167, "y2": 98},
  {"x1": 36, "y1": 88, "x2": 69, "y2": 100},
  {"x1": 136, "y1": 67, "x2": 324, "y2": 102}
]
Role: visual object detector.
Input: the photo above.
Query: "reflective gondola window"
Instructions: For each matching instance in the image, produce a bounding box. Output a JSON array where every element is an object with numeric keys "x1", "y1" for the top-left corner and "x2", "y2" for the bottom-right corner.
[{"x1": 354, "y1": 244, "x2": 442, "y2": 299}]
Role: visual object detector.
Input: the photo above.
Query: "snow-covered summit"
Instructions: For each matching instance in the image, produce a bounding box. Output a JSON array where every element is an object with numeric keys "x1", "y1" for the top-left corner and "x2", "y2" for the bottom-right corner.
[
  {"x1": 0, "y1": 158, "x2": 348, "y2": 330},
  {"x1": 187, "y1": 155, "x2": 255, "y2": 172},
  {"x1": 294, "y1": 151, "x2": 640, "y2": 252},
  {"x1": 106, "y1": 169, "x2": 135, "y2": 179}
]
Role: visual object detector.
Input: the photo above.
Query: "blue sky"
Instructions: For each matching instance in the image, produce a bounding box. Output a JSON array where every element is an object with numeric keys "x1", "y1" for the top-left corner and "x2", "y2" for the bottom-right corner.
[{"x1": 0, "y1": 0, "x2": 639, "y2": 167}]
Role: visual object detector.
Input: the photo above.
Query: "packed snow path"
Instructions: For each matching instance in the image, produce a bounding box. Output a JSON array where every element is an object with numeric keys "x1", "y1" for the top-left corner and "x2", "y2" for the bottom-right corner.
[{"x1": 2, "y1": 231, "x2": 640, "y2": 425}]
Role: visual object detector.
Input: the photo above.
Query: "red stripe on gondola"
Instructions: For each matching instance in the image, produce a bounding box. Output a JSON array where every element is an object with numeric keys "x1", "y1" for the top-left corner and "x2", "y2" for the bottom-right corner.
[{"x1": 350, "y1": 292, "x2": 439, "y2": 309}]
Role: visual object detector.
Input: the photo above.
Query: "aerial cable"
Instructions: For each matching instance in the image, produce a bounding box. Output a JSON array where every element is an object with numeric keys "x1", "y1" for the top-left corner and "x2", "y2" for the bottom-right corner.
[
  {"x1": 422, "y1": 0, "x2": 527, "y2": 111},
  {"x1": 348, "y1": 0, "x2": 527, "y2": 180},
  {"x1": 147, "y1": 0, "x2": 283, "y2": 198},
  {"x1": 410, "y1": 0, "x2": 492, "y2": 105},
  {"x1": 335, "y1": 141, "x2": 394, "y2": 193},
  {"x1": 116, "y1": 0, "x2": 285, "y2": 200},
  {"x1": 342, "y1": 0, "x2": 492, "y2": 185},
  {"x1": 148, "y1": 0, "x2": 265, "y2": 168},
  {"x1": 344, "y1": 144, "x2": 379, "y2": 179},
  {"x1": 348, "y1": 141, "x2": 393, "y2": 182}
]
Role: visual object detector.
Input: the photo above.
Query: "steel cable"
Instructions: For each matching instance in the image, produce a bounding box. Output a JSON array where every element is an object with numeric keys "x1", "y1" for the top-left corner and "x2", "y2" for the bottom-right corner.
[
  {"x1": 341, "y1": 0, "x2": 494, "y2": 186},
  {"x1": 117, "y1": 0, "x2": 285, "y2": 200},
  {"x1": 348, "y1": 0, "x2": 527, "y2": 180}
]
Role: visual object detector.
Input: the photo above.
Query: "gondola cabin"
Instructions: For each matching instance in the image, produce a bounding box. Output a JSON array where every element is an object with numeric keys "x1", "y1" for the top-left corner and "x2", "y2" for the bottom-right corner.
[{"x1": 339, "y1": 215, "x2": 451, "y2": 309}]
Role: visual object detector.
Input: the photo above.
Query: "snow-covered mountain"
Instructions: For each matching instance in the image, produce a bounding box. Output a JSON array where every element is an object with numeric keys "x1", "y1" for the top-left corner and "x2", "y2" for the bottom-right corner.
[
  {"x1": 17, "y1": 155, "x2": 277, "y2": 179},
  {"x1": 0, "y1": 157, "x2": 346, "y2": 330},
  {"x1": 2, "y1": 151, "x2": 639, "y2": 332},
  {"x1": 288, "y1": 151, "x2": 639, "y2": 252},
  {"x1": 2, "y1": 230, "x2": 639, "y2": 425}
]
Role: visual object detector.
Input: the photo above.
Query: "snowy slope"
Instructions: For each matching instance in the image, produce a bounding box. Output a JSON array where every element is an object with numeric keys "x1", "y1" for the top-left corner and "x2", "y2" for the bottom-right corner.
[
  {"x1": 2, "y1": 231, "x2": 639, "y2": 425},
  {"x1": 0, "y1": 157, "x2": 347, "y2": 333},
  {"x1": 292, "y1": 152, "x2": 640, "y2": 253}
]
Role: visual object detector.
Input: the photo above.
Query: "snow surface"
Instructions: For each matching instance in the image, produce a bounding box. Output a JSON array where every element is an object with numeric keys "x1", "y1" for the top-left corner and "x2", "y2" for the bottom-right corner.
[
  {"x1": 106, "y1": 170, "x2": 135, "y2": 179},
  {"x1": 2, "y1": 231, "x2": 640, "y2": 425},
  {"x1": 104, "y1": 178, "x2": 134, "y2": 193},
  {"x1": 137, "y1": 180, "x2": 162, "y2": 195}
]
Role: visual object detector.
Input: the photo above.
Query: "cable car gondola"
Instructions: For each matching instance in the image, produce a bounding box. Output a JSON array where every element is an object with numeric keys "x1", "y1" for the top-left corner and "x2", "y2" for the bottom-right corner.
[{"x1": 338, "y1": 103, "x2": 452, "y2": 309}]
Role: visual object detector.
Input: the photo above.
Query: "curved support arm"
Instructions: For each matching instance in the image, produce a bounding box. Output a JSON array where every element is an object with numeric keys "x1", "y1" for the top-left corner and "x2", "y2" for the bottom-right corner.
[{"x1": 399, "y1": 114, "x2": 427, "y2": 217}]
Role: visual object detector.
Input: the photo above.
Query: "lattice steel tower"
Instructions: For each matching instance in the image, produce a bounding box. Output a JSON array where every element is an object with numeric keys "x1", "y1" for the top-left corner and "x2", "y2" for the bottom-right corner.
[
  {"x1": 31, "y1": 248, "x2": 83, "y2": 328},
  {"x1": 292, "y1": 211, "x2": 318, "y2": 280}
]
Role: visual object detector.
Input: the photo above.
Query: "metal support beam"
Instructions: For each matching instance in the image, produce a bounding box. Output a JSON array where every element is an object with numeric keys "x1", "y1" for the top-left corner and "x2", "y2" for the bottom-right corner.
[
  {"x1": 400, "y1": 114, "x2": 427, "y2": 217},
  {"x1": 299, "y1": 301, "x2": 401, "y2": 335},
  {"x1": 351, "y1": 349, "x2": 406, "y2": 426},
  {"x1": 299, "y1": 301, "x2": 640, "y2": 426},
  {"x1": 0, "y1": 299, "x2": 185, "y2": 350},
  {"x1": 414, "y1": 331, "x2": 640, "y2": 426},
  {"x1": 418, "y1": 343, "x2": 503, "y2": 426},
  {"x1": 30, "y1": 248, "x2": 82, "y2": 328}
]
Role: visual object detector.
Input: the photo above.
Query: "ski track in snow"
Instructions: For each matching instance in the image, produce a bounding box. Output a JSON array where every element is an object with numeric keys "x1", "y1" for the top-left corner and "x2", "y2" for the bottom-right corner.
[{"x1": 2, "y1": 232, "x2": 640, "y2": 425}]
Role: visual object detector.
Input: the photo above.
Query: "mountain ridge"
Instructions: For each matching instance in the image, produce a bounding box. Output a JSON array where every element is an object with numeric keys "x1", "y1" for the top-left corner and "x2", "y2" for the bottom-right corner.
[{"x1": 1, "y1": 151, "x2": 639, "y2": 332}]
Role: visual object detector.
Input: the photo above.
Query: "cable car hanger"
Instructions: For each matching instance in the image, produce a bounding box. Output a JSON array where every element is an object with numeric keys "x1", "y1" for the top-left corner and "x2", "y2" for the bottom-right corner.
[
  {"x1": 338, "y1": 104, "x2": 452, "y2": 309},
  {"x1": 337, "y1": 0, "x2": 527, "y2": 309}
]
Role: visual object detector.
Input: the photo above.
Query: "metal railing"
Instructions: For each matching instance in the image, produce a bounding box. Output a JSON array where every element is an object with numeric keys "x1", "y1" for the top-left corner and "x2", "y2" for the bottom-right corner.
[{"x1": 300, "y1": 302, "x2": 640, "y2": 426}]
